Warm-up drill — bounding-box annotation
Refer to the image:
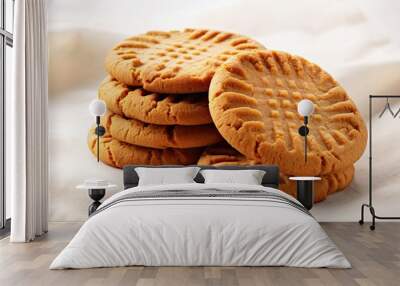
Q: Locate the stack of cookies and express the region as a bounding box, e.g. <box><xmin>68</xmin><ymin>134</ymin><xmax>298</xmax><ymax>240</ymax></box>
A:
<box><xmin>88</xmin><ymin>29</ymin><xmax>368</xmax><ymax>203</ymax></box>
<box><xmin>88</xmin><ymin>29</ymin><xmax>264</xmax><ymax>168</ymax></box>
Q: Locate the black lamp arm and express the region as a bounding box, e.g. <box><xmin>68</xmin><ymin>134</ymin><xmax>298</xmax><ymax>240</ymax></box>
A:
<box><xmin>305</xmin><ymin>116</ymin><xmax>308</xmax><ymax>163</ymax></box>
<box><xmin>298</xmin><ymin>116</ymin><xmax>309</xmax><ymax>163</ymax></box>
<box><xmin>94</xmin><ymin>116</ymin><xmax>106</xmax><ymax>162</ymax></box>
<box><xmin>95</xmin><ymin>116</ymin><xmax>106</xmax><ymax>136</ymax></box>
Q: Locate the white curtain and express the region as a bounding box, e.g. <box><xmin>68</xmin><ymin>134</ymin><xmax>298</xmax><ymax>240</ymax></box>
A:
<box><xmin>9</xmin><ymin>0</ymin><xmax>49</xmax><ymax>242</ymax></box>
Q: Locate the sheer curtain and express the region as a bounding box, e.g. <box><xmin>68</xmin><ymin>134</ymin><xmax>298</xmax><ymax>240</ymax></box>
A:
<box><xmin>8</xmin><ymin>0</ymin><xmax>48</xmax><ymax>242</ymax></box>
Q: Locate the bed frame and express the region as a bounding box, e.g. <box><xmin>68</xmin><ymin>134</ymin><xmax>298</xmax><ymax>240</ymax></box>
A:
<box><xmin>123</xmin><ymin>165</ymin><xmax>280</xmax><ymax>189</ymax></box>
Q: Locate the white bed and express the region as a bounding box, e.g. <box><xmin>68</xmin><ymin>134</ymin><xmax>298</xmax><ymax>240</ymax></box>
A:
<box><xmin>50</xmin><ymin>180</ymin><xmax>350</xmax><ymax>269</ymax></box>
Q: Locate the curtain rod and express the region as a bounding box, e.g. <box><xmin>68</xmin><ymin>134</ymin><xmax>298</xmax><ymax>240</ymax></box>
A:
<box><xmin>370</xmin><ymin>95</ymin><xmax>400</xmax><ymax>98</ymax></box>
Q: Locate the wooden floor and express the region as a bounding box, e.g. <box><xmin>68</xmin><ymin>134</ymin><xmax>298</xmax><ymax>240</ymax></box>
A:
<box><xmin>0</xmin><ymin>222</ymin><xmax>399</xmax><ymax>286</ymax></box>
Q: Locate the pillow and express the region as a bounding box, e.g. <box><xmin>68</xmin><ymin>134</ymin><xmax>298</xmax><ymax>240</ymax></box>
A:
<box><xmin>135</xmin><ymin>167</ymin><xmax>200</xmax><ymax>186</ymax></box>
<box><xmin>200</xmin><ymin>169</ymin><xmax>266</xmax><ymax>185</ymax></box>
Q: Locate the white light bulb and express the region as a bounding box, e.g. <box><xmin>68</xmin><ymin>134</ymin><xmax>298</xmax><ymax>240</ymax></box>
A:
<box><xmin>297</xmin><ymin>99</ymin><xmax>314</xmax><ymax>116</ymax></box>
<box><xmin>89</xmin><ymin>99</ymin><xmax>106</xmax><ymax>117</ymax></box>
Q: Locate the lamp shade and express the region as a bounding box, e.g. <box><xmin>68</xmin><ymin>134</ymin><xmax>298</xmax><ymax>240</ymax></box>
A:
<box><xmin>89</xmin><ymin>99</ymin><xmax>106</xmax><ymax>117</ymax></box>
<box><xmin>297</xmin><ymin>99</ymin><xmax>314</xmax><ymax>116</ymax></box>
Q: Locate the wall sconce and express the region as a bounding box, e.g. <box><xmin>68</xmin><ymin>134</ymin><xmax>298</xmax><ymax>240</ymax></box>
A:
<box><xmin>292</xmin><ymin>99</ymin><xmax>319</xmax><ymax>211</ymax></box>
<box><xmin>297</xmin><ymin>99</ymin><xmax>314</xmax><ymax>163</ymax></box>
<box><xmin>89</xmin><ymin>99</ymin><xmax>106</xmax><ymax>162</ymax></box>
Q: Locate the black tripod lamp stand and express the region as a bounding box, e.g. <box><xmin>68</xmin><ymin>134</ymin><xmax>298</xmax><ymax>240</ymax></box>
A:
<box><xmin>89</xmin><ymin>99</ymin><xmax>106</xmax><ymax>162</ymax></box>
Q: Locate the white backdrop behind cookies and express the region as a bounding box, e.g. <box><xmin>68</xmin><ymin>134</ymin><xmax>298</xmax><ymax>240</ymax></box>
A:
<box><xmin>47</xmin><ymin>0</ymin><xmax>400</xmax><ymax>222</ymax></box>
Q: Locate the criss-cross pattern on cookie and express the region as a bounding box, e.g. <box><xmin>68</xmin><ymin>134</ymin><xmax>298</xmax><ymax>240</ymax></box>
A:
<box><xmin>105</xmin><ymin>29</ymin><xmax>265</xmax><ymax>94</ymax></box>
<box><xmin>209</xmin><ymin>50</ymin><xmax>367</xmax><ymax>175</ymax></box>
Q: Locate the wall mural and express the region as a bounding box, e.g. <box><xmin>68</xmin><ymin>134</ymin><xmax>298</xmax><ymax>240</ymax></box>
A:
<box><xmin>86</xmin><ymin>29</ymin><xmax>366</xmax><ymax>204</ymax></box>
<box><xmin>48</xmin><ymin>0</ymin><xmax>400</xmax><ymax>222</ymax></box>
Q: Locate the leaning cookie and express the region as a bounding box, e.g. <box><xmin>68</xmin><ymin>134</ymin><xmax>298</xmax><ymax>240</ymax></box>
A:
<box><xmin>87</xmin><ymin>127</ymin><xmax>203</xmax><ymax>168</ymax></box>
<box><xmin>105</xmin><ymin>28</ymin><xmax>265</xmax><ymax>93</ymax></box>
<box><xmin>209</xmin><ymin>50</ymin><xmax>367</xmax><ymax>175</ymax></box>
<box><xmin>197</xmin><ymin>144</ymin><xmax>354</xmax><ymax>203</ymax></box>
<box><xmin>102</xmin><ymin>111</ymin><xmax>222</xmax><ymax>149</ymax></box>
<box><xmin>99</xmin><ymin>77</ymin><xmax>212</xmax><ymax>125</ymax></box>
<box><xmin>279</xmin><ymin>165</ymin><xmax>355</xmax><ymax>203</ymax></box>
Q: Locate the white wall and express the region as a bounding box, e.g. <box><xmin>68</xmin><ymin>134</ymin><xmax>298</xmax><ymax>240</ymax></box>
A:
<box><xmin>47</xmin><ymin>0</ymin><xmax>400</xmax><ymax>222</ymax></box>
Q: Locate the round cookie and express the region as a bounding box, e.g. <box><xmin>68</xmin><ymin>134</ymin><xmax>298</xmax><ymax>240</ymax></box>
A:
<box><xmin>209</xmin><ymin>50</ymin><xmax>367</xmax><ymax>175</ymax></box>
<box><xmin>197</xmin><ymin>144</ymin><xmax>355</xmax><ymax>203</ymax></box>
<box><xmin>105</xmin><ymin>28</ymin><xmax>265</xmax><ymax>94</ymax></box>
<box><xmin>102</xmin><ymin>111</ymin><xmax>222</xmax><ymax>149</ymax></box>
<box><xmin>279</xmin><ymin>165</ymin><xmax>355</xmax><ymax>203</ymax></box>
<box><xmin>87</xmin><ymin>127</ymin><xmax>202</xmax><ymax>168</ymax></box>
<box><xmin>197</xmin><ymin>142</ymin><xmax>259</xmax><ymax>166</ymax></box>
<box><xmin>99</xmin><ymin>77</ymin><xmax>212</xmax><ymax>125</ymax></box>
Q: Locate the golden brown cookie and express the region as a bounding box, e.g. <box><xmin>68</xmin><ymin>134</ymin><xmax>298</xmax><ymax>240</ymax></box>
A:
<box><xmin>87</xmin><ymin>127</ymin><xmax>202</xmax><ymax>168</ymax></box>
<box><xmin>99</xmin><ymin>77</ymin><xmax>212</xmax><ymax>125</ymax></box>
<box><xmin>102</xmin><ymin>111</ymin><xmax>222</xmax><ymax>149</ymax></box>
<box><xmin>209</xmin><ymin>50</ymin><xmax>367</xmax><ymax>175</ymax></box>
<box><xmin>105</xmin><ymin>29</ymin><xmax>265</xmax><ymax>93</ymax></box>
<box><xmin>280</xmin><ymin>165</ymin><xmax>355</xmax><ymax>203</ymax></box>
<box><xmin>197</xmin><ymin>142</ymin><xmax>354</xmax><ymax>203</ymax></box>
<box><xmin>197</xmin><ymin>142</ymin><xmax>260</xmax><ymax>166</ymax></box>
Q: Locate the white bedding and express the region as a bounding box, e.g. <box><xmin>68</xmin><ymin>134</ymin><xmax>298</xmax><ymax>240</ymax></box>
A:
<box><xmin>50</xmin><ymin>183</ymin><xmax>350</xmax><ymax>269</ymax></box>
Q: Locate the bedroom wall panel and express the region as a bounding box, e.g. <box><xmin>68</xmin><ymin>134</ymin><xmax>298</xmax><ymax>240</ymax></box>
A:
<box><xmin>47</xmin><ymin>0</ymin><xmax>400</xmax><ymax>222</ymax></box>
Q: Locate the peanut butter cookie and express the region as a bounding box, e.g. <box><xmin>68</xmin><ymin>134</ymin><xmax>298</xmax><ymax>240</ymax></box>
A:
<box><xmin>99</xmin><ymin>77</ymin><xmax>212</xmax><ymax>125</ymax></box>
<box><xmin>87</xmin><ymin>127</ymin><xmax>202</xmax><ymax>168</ymax></box>
<box><xmin>209</xmin><ymin>50</ymin><xmax>367</xmax><ymax>175</ymax></box>
<box><xmin>102</xmin><ymin>111</ymin><xmax>222</xmax><ymax>149</ymax></box>
<box><xmin>280</xmin><ymin>165</ymin><xmax>355</xmax><ymax>203</ymax></box>
<box><xmin>197</xmin><ymin>142</ymin><xmax>259</xmax><ymax>166</ymax></box>
<box><xmin>105</xmin><ymin>29</ymin><xmax>265</xmax><ymax>93</ymax></box>
<box><xmin>198</xmin><ymin>143</ymin><xmax>354</xmax><ymax>203</ymax></box>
